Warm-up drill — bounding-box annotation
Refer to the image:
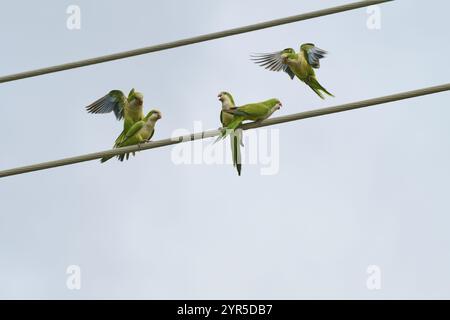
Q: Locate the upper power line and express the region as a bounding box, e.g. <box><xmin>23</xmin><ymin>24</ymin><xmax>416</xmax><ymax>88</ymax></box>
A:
<box><xmin>0</xmin><ymin>0</ymin><xmax>393</xmax><ymax>84</ymax></box>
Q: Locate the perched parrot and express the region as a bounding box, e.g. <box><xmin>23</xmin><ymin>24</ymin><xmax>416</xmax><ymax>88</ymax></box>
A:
<box><xmin>218</xmin><ymin>91</ymin><xmax>244</xmax><ymax>176</ymax></box>
<box><xmin>251</xmin><ymin>43</ymin><xmax>333</xmax><ymax>99</ymax></box>
<box><xmin>100</xmin><ymin>110</ymin><xmax>162</xmax><ymax>163</ymax></box>
<box><xmin>85</xmin><ymin>88</ymin><xmax>144</xmax><ymax>144</ymax></box>
<box><xmin>217</xmin><ymin>97</ymin><xmax>282</xmax><ymax>142</ymax></box>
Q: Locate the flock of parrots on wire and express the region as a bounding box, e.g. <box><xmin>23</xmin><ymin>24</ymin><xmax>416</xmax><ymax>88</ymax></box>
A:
<box><xmin>85</xmin><ymin>43</ymin><xmax>333</xmax><ymax>175</ymax></box>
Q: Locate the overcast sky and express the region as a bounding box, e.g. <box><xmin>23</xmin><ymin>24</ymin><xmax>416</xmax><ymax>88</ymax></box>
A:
<box><xmin>0</xmin><ymin>0</ymin><xmax>449</xmax><ymax>299</ymax></box>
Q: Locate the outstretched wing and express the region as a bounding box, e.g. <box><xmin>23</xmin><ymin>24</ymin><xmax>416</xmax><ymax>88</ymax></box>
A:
<box><xmin>300</xmin><ymin>43</ymin><xmax>327</xmax><ymax>69</ymax></box>
<box><xmin>85</xmin><ymin>90</ymin><xmax>127</xmax><ymax>120</ymax></box>
<box><xmin>250</xmin><ymin>50</ymin><xmax>295</xmax><ymax>79</ymax></box>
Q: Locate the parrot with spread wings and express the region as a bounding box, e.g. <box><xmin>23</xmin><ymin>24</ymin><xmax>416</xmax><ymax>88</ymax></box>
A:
<box><xmin>251</xmin><ymin>43</ymin><xmax>333</xmax><ymax>99</ymax></box>
<box><xmin>86</xmin><ymin>88</ymin><xmax>144</xmax><ymax>144</ymax></box>
<box><xmin>85</xmin><ymin>89</ymin><xmax>161</xmax><ymax>162</ymax></box>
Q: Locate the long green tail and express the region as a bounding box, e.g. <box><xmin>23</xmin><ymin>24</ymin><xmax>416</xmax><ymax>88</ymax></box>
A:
<box><xmin>308</xmin><ymin>77</ymin><xmax>334</xmax><ymax>99</ymax></box>
<box><xmin>230</xmin><ymin>130</ymin><xmax>242</xmax><ymax>176</ymax></box>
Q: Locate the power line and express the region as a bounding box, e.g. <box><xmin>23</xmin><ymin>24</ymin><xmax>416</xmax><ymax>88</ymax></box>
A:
<box><xmin>0</xmin><ymin>0</ymin><xmax>393</xmax><ymax>84</ymax></box>
<box><xmin>0</xmin><ymin>83</ymin><xmax>448</xmax><ymax>179</ymax></box>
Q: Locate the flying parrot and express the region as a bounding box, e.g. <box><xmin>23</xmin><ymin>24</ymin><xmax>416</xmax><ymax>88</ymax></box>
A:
<box><xmin>218</xmin><ymin>91</ymin><xmax>244</xmax><ymax>176</ymax></box>
<box><xmin>100</xmin><ymin>110</ymin><xmax>162</xmax><ymax>163</ymax></box>
<box><xmin>217</xmin><ymin>96</ymin><xmax>282</xmax><ymax>142</ymax></box>
<box><xmin>251</xmin><ymin>43</ymin><xmax>333</xmax><ymax>99</ymax></box>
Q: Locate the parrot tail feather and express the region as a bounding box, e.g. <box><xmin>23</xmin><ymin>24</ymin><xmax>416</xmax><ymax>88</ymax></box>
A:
<box><xmin>100</xmin><ymin>145</ymin><xmax>117</xmax><ymax>163</ymax></box>
<box><xmin>214</xmin><ymin>129</ymin><xmax>227</xmax><ymax>144</ymax></box>
<box><xmin>117</xmin><ymin>153</ymin><xmax>128</xmax><ymax>162</ymax></box>
<box><xmin>100</xmin><ymin>156</ymin><xmax>113</xmax><ymax>163</ymax></box>
<box><xmin>231</xmin><ymin>130</ymin><xmax>242</xmax><ymax>176</ymax></box>
<box><xmin>236</xmin><ymin>164</ymin><xmax>242</xmax><ymax>176</ymax></box>
<box><xmin>308</xmin><ymin>77</ymin><xmax>334</xmax><ymax>99</ymax></box>
<box><xmin>114</xmin><ymin>130</ymin><xmax>126</xmax><ymax>146</ymax></box>
<box><xmin>214</xmin><ymin>117</ymin><xmax>244</xmax><ymax>144</ymax></box>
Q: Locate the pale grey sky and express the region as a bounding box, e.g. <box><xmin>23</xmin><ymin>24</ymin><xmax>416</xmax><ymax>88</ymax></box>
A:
<box><xmin>0</xmin><ymin>0</ymin><xmax>449</xmax><ymax>299</ymax></box>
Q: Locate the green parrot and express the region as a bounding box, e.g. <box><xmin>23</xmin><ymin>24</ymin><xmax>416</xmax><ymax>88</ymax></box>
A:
<box><xmin>218</xmin><ymin>91</ymin><xmax>244</xmax><ymax>176</ymax></box>
<box><xmin>100</xmin><ymin>110</ymin><xmax>162</xmax><ymax>163</ymax></box>
<box><xmin>217</xmin><ymin>97</ymin><xmax>282</xmax><ymax>141</ymax></box>
<box><xmin>86</xmin><ymin>88</ymin><xmax>144</xmax><ymax>144</ymax></box>
<box><xmin>251</xmin><ymin>43</ymin><xmax>333</xmax><ymax>99</ymax></box>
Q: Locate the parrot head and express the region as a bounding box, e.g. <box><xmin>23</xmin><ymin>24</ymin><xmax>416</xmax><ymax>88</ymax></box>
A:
<box><xmin>275</xmin><ymin>99</ymin><xmax>282</xmax><ymax>110</ymax></box>
<box><xmin>282</xmin><ymin>48</ymin><xmax>295</xmax><ymax>54</ymax></box>
<box><xmin>134</xmin><ymin>92</ymin><xmax>144</xmax><ymax>104</ymax></box>
<box><xmin>267</xmin><ymin>98</ymin><xmax>282</xmax><ymax>110</ymax></box>
<box><xmin>273</xmin><ymin>99</ymin><xmax>282</xmax><ymax>110</ymax></box>
<box><xmin>145</xmin><ymin>109</ymin><xmax>162</xmax><ymax>122</ymax></box>
<box><xmin>280</xmin><ymin>48</ymin><xmax>295</xmax><ymax>61</ymax></box>
<box><xmin>128</xmin><ymin>88</ymin><xmax>144</xmax><ymax>106</ymax></box>
<box><xmin>266</xmin><ymin>99</ymin><xmax>282</xmax><ymax>118</ymax></box>
<box><xmin>218</xmin><ymin>91</ymin><xmax>235</xmax><ymax>106</ymax></box>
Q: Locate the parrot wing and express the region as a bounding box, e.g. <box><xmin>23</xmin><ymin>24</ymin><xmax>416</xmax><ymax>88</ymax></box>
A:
<box><xmin>118</xmin><ymin>120</ymin><xmax>145</xmax><ymax>146</ymax></box>
<box><xmin>215</xmin><ymin>115</ymin><xmax>245</xmax><ymax>143</ymax></box>
<box><xmin>116</xmin><ymin>121</ymin><xmax>146</xmax><ymax>162</ymax></box>
<box><xmin>300</xmin><ymin>43</ymin><xmax>327</xmax><ymax>69</ymax></box>
<box><xmin>226</xmin><ymin>103</ymin><xmax>270</xmax><ymax>119</ymax></box>
<box><xmin>114</xmin><ymin>130</ymin><xmax>127</xmax><ymax>147</ymax></box>
<box><xmin>146</xmin><ymin>128</ymin><xmax>155</xmax><ymax>142</ymax></box>
<box><xmin>220</xmin><ymin>110</ymin><xmax>226</xmax><ymax>126</ymax></box>
<box><xmin>250</xmin><ymin>50</ymin><xmax>295</xmax><ymax>79</ymax></box>
<box><xmin>86</xmin><ymin>90</ymin><xmax>127</xmax><ymax>120</ymax></box>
